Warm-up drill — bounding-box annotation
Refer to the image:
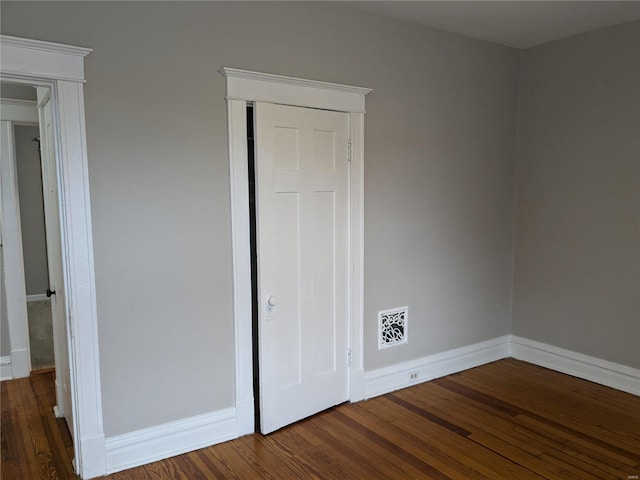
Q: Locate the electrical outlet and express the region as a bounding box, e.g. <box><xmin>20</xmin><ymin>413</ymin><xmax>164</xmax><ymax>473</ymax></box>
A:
<box><xmin>410</xmin><ymin>372</ymin><xmax>418</xmax><ymax>380</ymax></box>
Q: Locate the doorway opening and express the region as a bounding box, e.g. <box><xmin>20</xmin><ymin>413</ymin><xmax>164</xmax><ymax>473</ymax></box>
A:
<box><xmin>0</xmin><ymin>82</ymin><xmax>55</xmax><ymax>374</ymax></box>
<box><xmin>17</xmin><ymin>122</ymin><xmax>55</xmax><ymax>372</ymax></box>
<box><xmin>0</xmin><ymin>82</ymin><xmax>53</xmax><ymax>374</ymax></box>
<box><xmin>0</xmin><ymin>80</ymin><xmax>72</xmax><ymax>430</ymax></box>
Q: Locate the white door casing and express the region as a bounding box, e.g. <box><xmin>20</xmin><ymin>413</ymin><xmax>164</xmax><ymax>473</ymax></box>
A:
<box><xmin>1</xmin><ymin>35</ymin><xmax>104</xmax><ymax>478</ymax></box>
<box><xmin>255</xmin><ymin>102</ymin><xmax>350</xmax><ymax>433</ymax></box>
<box><xmin>221</xmin><ymin>67</ymin><xmax>370</xmax><ymax>435</ymax></box>
<box><xmin>37</xmin><ymin>87</ymin><xmax>73</xmax><ymax>434</ymax></box>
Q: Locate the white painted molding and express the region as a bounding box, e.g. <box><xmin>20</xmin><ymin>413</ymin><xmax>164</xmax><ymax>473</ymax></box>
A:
<box><xmin>364</xmin><ymin>335</ymin><xmax>640</xmax><ymax>401</ymax></box>
<box><xmin>349</xmin><ymin>112</ymin><xmax>365</xmax><ymax>403</ymax></box>
<box><xmin>105</xmin><ymin>408</ymin><xmax>237</xmax><ymax>475</ymax></box>
<box><xmin>235</xmin><ymin>398</ymin><xmax>255</xmax><ymax>438</ymax></box>
<box><xmin>510</xmin><ymin>335</ymin><xmax>640</xmax><ymax>396</ymax></box>
<box><xmin>0</xmin><ymin>35</ymin><xmax>92</xmax><ymax>83</ymax></box>
<box><xmin>226</xmin><ymin>99</ymin><xmax>255</xmax><ymax>436</ymax></box>
<box><xmin>0</xmin><ymin>356</ymin><xmax>12</xmax><ymax>381</ymax></box>
<box><xmin>350</xmin><ymin>369</ymin><xmax>365</xmax><ymax>402</ymax></box>
<box><xmin>220</xmin><ymin>67</ymin><xmax>371</xmax><ymax>113</ymax></box>
<box><xmin>0</xmin><ymin>99</ymin><xmax>38</xmax><ymax>123</ymax></box>
<box><xmin>9</xmin><ymin>348</ymin><xmax>30</xmax><ymax>380</ymax></box>
<box><xmin>364</xmin><ymin>336</ymin><xmax>511</xmax><ymax>399</ymax></box>
<box><xmin>1</xmin><ymin>35</ymin><xmax>104</xmax><ymax>479</ymax></box>
<box><xmin>27</xmin><ymin>293</ymin><xmax>50</xmax><ymax>302</ymax></box>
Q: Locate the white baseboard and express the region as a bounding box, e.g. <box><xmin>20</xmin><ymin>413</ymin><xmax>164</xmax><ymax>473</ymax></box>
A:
<box><xmin>9</xmin><ymin>348</ymin><xmax>30</xmax><ymax>378</ymax></box>
<box><xmin>105</xmin><ymin>407</ymin><xmax>237</xmax><ymax>475</ymax></box>
<box><xmin>364</xmin><ymin>335</ymin><xmax>511</xmax><ymax>399</ymax></box>
<box><xmin>27</xmin><ymin>293</ymin><xmax>49</xmax><ymax>302</ymax></box>
<box><xmin>1</xmin><ymin>356</ymin><xmax>12</xmax><ymax>381</ymax></box>
<box><xmin>350</xmin><ymin>368</ymin><xmax>365</xmax><ymax>402</ymax></box>
<box><xmin>79</xmin><ymin>433</ymin><xmax>107</xmax><ymax>479</ymax></box>
<box><xmin>510</xmin><ymin>335</ymin><xmax>640</xmax><ymax>396</ymax></box>
<box><xmin>235</xmin><ymin>397</ymin><xmax>255</xmax><ymax>437</ymax></box>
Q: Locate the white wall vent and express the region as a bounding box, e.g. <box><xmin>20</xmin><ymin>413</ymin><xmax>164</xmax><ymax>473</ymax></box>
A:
<box><xmin>378</xmin><ymin>306</ymin><xmax>408</xmax><ymax>350</ymax></box>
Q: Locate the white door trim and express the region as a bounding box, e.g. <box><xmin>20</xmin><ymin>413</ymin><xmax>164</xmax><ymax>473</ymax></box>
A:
<box><xmin>220</xmin><ymin>67</ymin><xmax>370</xmax><ymax>434</ymax></box>
<box><xmin>1</xmin><ymin>35</ymin><xmax>105</xmax><ymax>479</ymax></box>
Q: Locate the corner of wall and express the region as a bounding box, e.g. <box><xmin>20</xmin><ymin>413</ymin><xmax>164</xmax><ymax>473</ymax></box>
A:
<box><xmin>509</xmin><ymin>48</ymin><xmax>525</xmax><ymax>338</ymax></box>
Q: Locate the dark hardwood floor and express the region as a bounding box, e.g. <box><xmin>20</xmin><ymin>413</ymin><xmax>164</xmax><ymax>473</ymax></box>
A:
<box><xmin>2</xmin><ymin>358</ymin><xmax>639</xmax><ymax>479</ymax></box>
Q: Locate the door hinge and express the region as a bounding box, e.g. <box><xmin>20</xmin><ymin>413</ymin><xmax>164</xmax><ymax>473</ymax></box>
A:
<box><xmin>347</xmin><ymin>348</ymin><xmax>352</xmax><ymax>368</ymax></box>
<box><xmin>347</xmin><ymin>139</ymin><xmax>352</xmax><ymax>162</ymax></box>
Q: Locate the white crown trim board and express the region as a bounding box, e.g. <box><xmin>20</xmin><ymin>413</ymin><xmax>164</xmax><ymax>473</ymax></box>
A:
<box><xmin>105</xmin><ymin>407</ymin><xmax>237</xmax><ymax>475</ymax></box>
<box><xmin>510</xmin><ymin>335</ymin><xmax>640</xmax><ymax>396</ymax></box>
<box><xmin>220</xmin><ymin>67</ymin><xmax>371</xmax><ymax>113</ymax></box>
<box><xmin>0</xmin><ymin>35</ymin><xmax>92</xmax><ymax>83</ymax></box>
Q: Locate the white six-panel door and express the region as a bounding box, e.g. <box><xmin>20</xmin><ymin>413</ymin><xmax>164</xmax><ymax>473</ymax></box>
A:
<box><xmin>255</xmin><ymin>102</ymin><xmax>350</xmax><ymax>434</ymax></box>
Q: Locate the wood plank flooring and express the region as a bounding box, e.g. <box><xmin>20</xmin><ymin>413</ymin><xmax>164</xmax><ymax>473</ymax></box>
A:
<box><xmin>2</xmin><ymin>358</ymin><xmax>639</xmax><ymax>479</ymax></box>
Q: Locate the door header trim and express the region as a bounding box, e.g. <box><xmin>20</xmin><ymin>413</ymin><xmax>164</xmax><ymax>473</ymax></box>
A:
<box><xmin>220</xmin><ymin>67</ymin><xmax>371</xmax><ymax>113</ymax></box>
<box><xmin>1</xmin><ymin>35</ymin><xmax>92</xmax><ymax>83</ymax></box>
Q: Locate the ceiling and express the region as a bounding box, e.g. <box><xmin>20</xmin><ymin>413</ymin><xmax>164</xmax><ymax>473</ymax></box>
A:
<box><xmin>343</xmin><ymin>1</ymin><xmax>640</xmax><ymax>49</ymax></box>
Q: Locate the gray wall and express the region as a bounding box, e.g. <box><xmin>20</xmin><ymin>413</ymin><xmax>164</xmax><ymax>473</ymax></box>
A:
<box><xmin>1</xmin><ymin>2</ymin><xmax>519</xmax><ymax>436</ymax></box>
<box><xmin>513</xmin><ymin>21</ymin><xmax>640</xmax><ymax>368</ymax></box>
<box><xmin>15</xmin><ymin>125</ymin><xmax>49</xmax><ymax>296</ymax></box>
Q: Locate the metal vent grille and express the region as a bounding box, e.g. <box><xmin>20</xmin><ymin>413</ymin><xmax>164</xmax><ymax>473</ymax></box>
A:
<box><xmin>378</xmin><ymin>306</ymin><xmax>408</xmax><ymax>349</ymax></box>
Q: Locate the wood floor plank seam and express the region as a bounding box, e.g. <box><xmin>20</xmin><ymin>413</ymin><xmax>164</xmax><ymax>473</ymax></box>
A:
<box><xmin>404</xmin><ymin>379</ymin><xmax>638</xmax><ymax>475</ymax></box>
<box><xmin>385</xmin><ymin>394</ymin><xmax>473</xmax><ymax>437</ymax></box>
<box><xmin>331</xmin><ymin>408</ymin><xmax>454</xmax><ymax>480</ymax></box>
<box><xmin>303</xmin><ymin>409</ymin><xmax>423</xmax><ymax>479</ymax></box>
<box><xmin>434</xmin><ymin>374</ymin><xmax>640</xmax><ymax>462</ymax></box>
<box><xmin>350</xmin><ymin>401</ymin><xmax>495</xmax><ymax>479</ymax></box>
<box><xmin>393</xmin><ymin>385</ymin><xmax>627</xmax><ymax>479</ymax></box>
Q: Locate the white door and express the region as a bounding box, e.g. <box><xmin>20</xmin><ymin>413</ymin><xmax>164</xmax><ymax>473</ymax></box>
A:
<box><xmin>255</xmin><ymin>102</ymin><xmax>350</xmax><ymax>434</ymax></box>
<box><xmin>37</xmin><ymin>88</ymin><xmax>73</xmax><ymax>438</ymax></box>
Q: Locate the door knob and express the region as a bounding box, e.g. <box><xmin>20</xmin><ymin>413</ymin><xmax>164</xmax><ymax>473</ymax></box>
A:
<box><xmin>268</xmin><ymin>296</ymin><xmax>278</xmax><ymax>307</ymax></box>
<box><xmin>46</xmin><ymin>288</ymin><xmax>56</xmax><ymax>297</ymax></box>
